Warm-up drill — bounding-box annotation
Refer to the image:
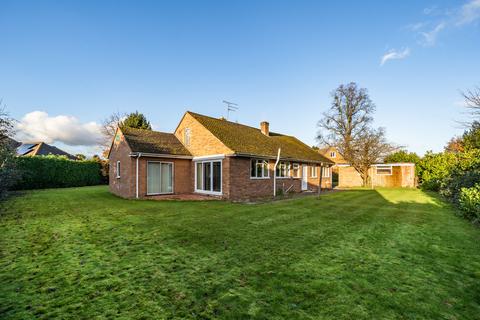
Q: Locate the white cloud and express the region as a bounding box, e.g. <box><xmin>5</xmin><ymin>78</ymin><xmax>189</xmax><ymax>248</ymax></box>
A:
<box><xmin>15</xmin><ymin>111</ymin><xmax>102</xmax><ymax>146</ymax></box>
<box><xmin>380</xmin><ymin>48</ymin><xmax>411</xmax><ymax>66</ymax></box>
<box><xmin>419</xmin><ymin>21</ymin><xmax>446</xmax><ymax>46</ymax></box>
<box><xmin>456</xmin><ymin>0</ymin><xmax>480</xmax><ymax>25</ymax></box>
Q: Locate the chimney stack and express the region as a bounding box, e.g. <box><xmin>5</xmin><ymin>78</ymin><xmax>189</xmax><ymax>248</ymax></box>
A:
<box><xmin>260</xmin><ymin>121</ymin><xmax>269</xmax><ymax>136</ymax></box>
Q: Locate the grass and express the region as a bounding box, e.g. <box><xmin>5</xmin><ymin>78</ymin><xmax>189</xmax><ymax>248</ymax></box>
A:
<box><xmin>1</xmin><ymin>186</ymin><xmax>479</xmax><ymax>319</ymax></box>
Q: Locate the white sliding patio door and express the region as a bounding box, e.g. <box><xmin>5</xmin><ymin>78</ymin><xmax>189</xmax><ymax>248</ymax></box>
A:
<box><xmin>147</xmin><ymin>162</ymin><xmax>173</xmax><ymax>195</ymax></box>
<box><xmin>195</xmin><ymin>160</ymin><xmax>222</xmax><ymax>195</ymax></box>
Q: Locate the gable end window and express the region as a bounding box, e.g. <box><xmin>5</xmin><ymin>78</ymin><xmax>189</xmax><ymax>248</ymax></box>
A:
<box><xmin>116</xmin><ymin>161</ymin><xmax>121</xmax><ymax>178</ymax></box>
<box><xmin>330</xmin><ymin>151</ymin><xmax>336</xmax><ymax>158</ymax></box>
<box><xmin>184</xmin><ymin>128</ymin><xmax>191</xmax><ymax>147</ymax></box>
<box><xmin>250</xmin><ymin>159</ymin><xmax>269</xmax><ymax>178</ymax></box>
<box><xmin>376</xmin><ymin>165</ymin><xmax>392</xmax><ymax>175</ymax></box>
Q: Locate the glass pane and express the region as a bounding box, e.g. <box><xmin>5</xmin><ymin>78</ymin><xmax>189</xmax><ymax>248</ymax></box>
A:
<box><xmin>160</xmin><ymin>163</ymin><xmax>173</xmax><ymax>193</ymax></box>
<box><xmin>213</xmin><ymin>161</ymin><xmax>221</xmax><ymax>192</ymax></box>
<box><xmin>196</xmin><ymin>163</ymin><xmax>203</xmax><ymax>190</ymax></box>
<box><xmin>251</xmin><ymin>160</ymin><xmax>256</xmax><ymax>177</ymax></box>
<box><xmin>147</xmin><ymin>162</ymin><xmax>161</xmax><ymax>194</ymax></box>
<box><xmin>204</xmin><ymin>162</ymin><xmax>211</xmax><ymax>191</ymax></box>
<box><xmin>263</xmin><ymin>160</ymin><xmax>269</xmax><ymax>177</ymax></box>
<box><xmin>256</xmin><ymin>161</ymin><xmax>262</xmax><ymax>177</ymax></box>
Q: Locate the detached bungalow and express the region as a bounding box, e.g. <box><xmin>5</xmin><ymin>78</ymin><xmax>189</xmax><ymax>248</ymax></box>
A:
<box><xmin>108</xmin><ymin>111</ymin><xmax>334</xmax><ymax>201</ymax></box>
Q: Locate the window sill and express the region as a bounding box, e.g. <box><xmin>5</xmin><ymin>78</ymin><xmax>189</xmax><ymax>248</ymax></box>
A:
<box><xmin>195</xmin><ymin>190</ymin><xmax>222</xmax><ymax>196</ymax></box>
<box><xmin>250</xmin><ymin>177</ymin><xmax>270</xmax><ymax>180</ymax></box>
<box><xmin>146</xmin><ymin>192</ymin><xmax>174</xmax><ymax>196</ymax></box>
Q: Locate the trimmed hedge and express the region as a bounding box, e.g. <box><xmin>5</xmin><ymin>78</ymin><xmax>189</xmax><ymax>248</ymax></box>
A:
<box><xmin>13</xmin><ymin>156</ymin><xmax>103</xmax><ymax>190</ymax></box>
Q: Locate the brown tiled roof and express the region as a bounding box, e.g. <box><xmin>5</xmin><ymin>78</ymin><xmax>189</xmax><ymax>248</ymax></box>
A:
<box><xmin>188</xmin><ymin>112</ymin><xmax>333</xmax><ymax>164</ymax></box>
<box><xmin>122</xmin><ymin>127</ymin><xmax>191</xmax><ymax>156</ymax></box>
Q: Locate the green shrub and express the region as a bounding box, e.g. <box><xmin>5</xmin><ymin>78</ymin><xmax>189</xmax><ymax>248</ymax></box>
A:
<box><xmin>13</xmin><ymin>155</ymin><xmax>103</xmax><ymax>190</ymax></box>
<box><xmin>417</xmin><ymin>151</ymin><xmax>458</xmax><ymax>191</ymax></box>
<box><xmin>459</xmin><ymin>184</ymin><xmax>480</xmax><ymax>223</ymax></box>
<box><xmin>439</xmin><ymin>150</ymin><xmax>480</xmax><ymax>202</ymax></box>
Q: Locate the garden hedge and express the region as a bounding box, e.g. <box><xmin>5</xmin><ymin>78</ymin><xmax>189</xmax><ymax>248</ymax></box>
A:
<box><xmin>13</xmin><ymin>156</ymin><xmax>103</xmax><ymax>190</ymax></box>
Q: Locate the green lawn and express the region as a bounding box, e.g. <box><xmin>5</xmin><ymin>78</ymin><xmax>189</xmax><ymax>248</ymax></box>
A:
<box><xmin>1</xmin><ymin>187</ymin><xmax>479</xmax><ymax>319</ymax></box>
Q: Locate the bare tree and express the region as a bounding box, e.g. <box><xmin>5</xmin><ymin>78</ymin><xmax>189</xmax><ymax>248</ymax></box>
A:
<box><xmin>0</xmin><ymin>100</ymin><xmax>15</xmax><ymax>145</ymax></box>
<box><xmin>317</xmin><ymin>83</ymin><xmax>397</xmax><ymax>185</ymax></box>
<box><xmin>317</xmin><ymin>82</ymin><xmax>375</xmax><ymax>161</ymax></box>
<box><xmin>351</xmin><ymin>128</ymin><xmax>398</xmax><ymax>185</ymax></box>
<box><xmin>462</xmin><ymin>86</ymin><xmax>480</xmax><ymax>118</ymax></box>
<box><xmin>101</xmin><ymin>111</ymin><xmax>125</xmax><ymax>150</ymax></box>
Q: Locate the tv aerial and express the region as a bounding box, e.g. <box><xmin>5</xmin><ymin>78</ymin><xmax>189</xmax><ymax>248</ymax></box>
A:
<box><xmin>223</xmin><ymin>100</ymin><xmax>238</xmax><ymax>120</ymax></box>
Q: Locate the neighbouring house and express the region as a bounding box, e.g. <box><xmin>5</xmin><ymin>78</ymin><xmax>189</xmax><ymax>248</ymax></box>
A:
<box><xmin>16</xmin><ymin>142</ymin><xmax>76</xmax><ymax>160</ymax></box>
<box><xmin>108</xmin><ymin>111</ymin><xmax>334</xmax><ymax>201</ymax></box>
<box><xmin>319</xmin><ymin>146</ymin><xmax>416</xmax><ymax>188</ymax></box>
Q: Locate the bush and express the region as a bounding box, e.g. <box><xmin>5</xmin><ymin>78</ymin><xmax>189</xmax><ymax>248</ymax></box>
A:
<box><xmin>13</xmin><ymin>155</ymin><xmax>103</xmax><ymax>190</ymax></box>
<box><xmin>417</xmin><ymin>151</ymin><xmax>458</xmax><ymax>191</ymax></box>
<box><xmin>439</xmin><ymin>150</ymin><xmax>480</xmax><ymax>202</ymax></box>
<box><xmin>0</xmin><ymin>145</ymin><xmax>20</xmax><ymax>198</ymax></box>
<box><xmin>459</xmin><ymin>184</ymin><xmax>480</xmax><ymax>223</ymax></box>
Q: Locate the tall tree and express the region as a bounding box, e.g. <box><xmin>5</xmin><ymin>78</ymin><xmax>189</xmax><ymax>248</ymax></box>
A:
<box><xmin>121</xmin><ymin>111</ymin><xmax>152</xmax><ymax>130</ymax></box>
<box><xmin>101</xmin><ymin>111</ymin><xmax>153</xmax><ymax>155</ymax></box>
<box><xmin>462</xmin><ymin>86</ymin><xmax>480</xmax><ymax>120</ymax></box>
<box><xmin>0</xmin><ymin>103</ymin><xmax>19</xmax><ymax>197</ymax></box>
<box><xmin>351</xmin><ymin>128</ymin><xmax>397</xmax><ymax>185</ymax></box>
<box><xmin>444</xmin><ymin>136</ymin><xmax>465</xmax><ymax>153</ymax></box>
<box><xmin>0</xmin><ymin>102</ymin><xmax>14</xmax><ymax>144</ymax></box>
<box><xmin>101</xmin><ymin>111</ymin><xmax>125</xmax><ymax>150</ymax></box>
<box><xmin>317</xmin><ymin>82</ymin><xmax>395</xmax><ymax>185</ymax></box>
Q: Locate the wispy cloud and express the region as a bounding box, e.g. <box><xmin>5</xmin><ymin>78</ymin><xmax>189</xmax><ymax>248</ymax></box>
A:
<box><xmin>380</xmin><ymin>48</ymin><xmax>410</xmax><ymax>66</ymax></box>
<box><xmin>456</xmin><ymin>0</ymin><xmax>480</xmax><ymax>25</ymax></box>
<box><xmin>419</xmin><ymin>21</ymin><xmax>446</xmax><ymax>46</ymax></box>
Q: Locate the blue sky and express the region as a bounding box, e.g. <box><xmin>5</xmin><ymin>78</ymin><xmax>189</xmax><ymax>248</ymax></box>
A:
<box><xmin>1</xmin><ymin>0</ymin><xmax>479</xmax><ymax>156</ymax></box>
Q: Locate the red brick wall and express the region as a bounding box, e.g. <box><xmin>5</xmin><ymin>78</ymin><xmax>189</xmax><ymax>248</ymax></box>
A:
<box><xmin>109</xmin><ymin>129</ymin><xmax>135</xmax><ymax>198</ymax></box>
<box><xmin>174</xmin><ymin>113</ymin><xmax>233</xmax><ymax>156</ymax></box>
<box><xmin>225</xmin><ymin>157</ymin><xmax>330</xmax><ymax>201</ymax></box>
<box><xmin>338</xmin><ymin>165</ymin><xmax>416</xmax><ymax>188</ymax></box>
<box><xmin>137</xmin><ymin>157</ymin><xmax>193</xmax><ymax>198</ymax></box>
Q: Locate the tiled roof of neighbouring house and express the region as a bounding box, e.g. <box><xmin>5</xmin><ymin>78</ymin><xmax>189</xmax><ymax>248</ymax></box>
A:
<box><xmin>17</xmin><ymin>142</ymin><xmax>76</xmax><ymax>160</ymax></box>
<box><xmin>122</xmin><ymin>127</ymin><xmax>192</xmax><ymax>156</ymax></box>
<box><xmin>188</xmin><ymin>112</ymin><xmax>333</xmax><ymax>164</ymax></box>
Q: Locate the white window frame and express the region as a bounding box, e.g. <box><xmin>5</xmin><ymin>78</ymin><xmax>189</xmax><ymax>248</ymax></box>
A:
<box><xmin>250</xmin><ymin>159</ymin><xmax>270</xmax><ymax>179</ymax></box>
<box><xmin>322</xmin><ymin>167</ymin><xmax>330</xmax><ymax>178</ymax></box>
<box><xmin>275</xmin><ymin>161</ymin><xmax>290</xmax><ymax>178</ymax></box>
<box><xmin>330</xmin><ymin>151</ymin><xmax>336</xmax><ymax>158</ymax></box>
<box><xmin>310</xmin><ymin>165</ymin><xmax>318</xmax><ymax>178</ymax></box>
<box><xmin>184</xmin><ymin>128</ymin><xmax>191</xmax><ymax>147</ymax></box>
<box><xmin>375</xmin><ymin>165</ymin><xmax>393</xmax><ymax>176</ymax></box>
<box><xmin>194</xmin><ymin>160</ymin><xmax>222</xmax><ymax>195</ymax></box>
<box><xmin>116</xmin><ymin>161</ymin><xmax>121</xmax><ymax>178</ymax></box>
<box><xmin>146</xmin><ymin>161</ymin><xmax>174</xmax><ymax>195</ymax></box>
<box><xmin>292</xmin><ymin>163</ymin><xmax>300</xmax><ymax>178</ymax></box>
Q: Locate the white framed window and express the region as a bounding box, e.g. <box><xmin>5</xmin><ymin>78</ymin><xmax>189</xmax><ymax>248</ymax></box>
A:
<box><xmin>147</xmin><ymin>161</ymin><xmax>174</xmax><ymax>195</ymax></box>
<box><xmin>376</xmin><ymin>165</ymin><xmax>392</xmax><ymax>175</ymax></box>
<box><xmin>116</xmin><ymin>161</ymin><xmax>121</xmax><ymax>178</ymax></box>
<box><xmin>275</xmin><ymin>161</ymin><xmax>290</xmax><ymax>178</ymax></box>
<box><xmin>250</xmin><ymin>159</ymin><xmax>269</xmax><ymax>179</ymax></box>
<box><xmin>292</xmin><ymin>163</ymin><xmax>300</xmax><ymax>178</ymax></box>
<box><xmin>184</xmin><ymin>128</ymin><xmax>191</xmax><ymax>147</ymax></box>
<box><xmin>322</xmin><ymin>167</ymin><xmax>330</xmax><ymax>178</ymax></box>
<box><xmin>195</xmin><ymin>160</ymin><xmax>222</xmax><ymax>195</ymax></box>
<box><xmin>310</xmin><ymin>165</ymin><xmax>318</xmax><ymax>178</ymax></box>
<box><xmin>330</xmin><ymin>151</ymin><xmax>336</xmax><ymax>158</ymax></box>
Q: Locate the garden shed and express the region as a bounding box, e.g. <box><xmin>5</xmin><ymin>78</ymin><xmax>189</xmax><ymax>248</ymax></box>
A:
<box><xmin>337</xmin><ymin>163</ymin><xmax>416</xmax><ymax>188</ymax></box>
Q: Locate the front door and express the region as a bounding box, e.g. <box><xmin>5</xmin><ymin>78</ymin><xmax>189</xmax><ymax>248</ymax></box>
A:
<box><xmin>302</xmin><ymin>165</ymin><xmax>308</xmax><ymax>191</ymax></box>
